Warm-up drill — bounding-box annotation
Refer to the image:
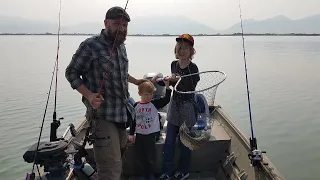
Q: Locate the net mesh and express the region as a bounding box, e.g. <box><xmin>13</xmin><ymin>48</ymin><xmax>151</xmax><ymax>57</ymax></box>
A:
<box><xmin>174</xmin><ymin>70</ymin><xmax>226</xmax><ymax>106</ymax></box>
<box><xmin>175</xmin><ymin>70</ymin><xmax>227</xmax><ymax>150</ymax></box>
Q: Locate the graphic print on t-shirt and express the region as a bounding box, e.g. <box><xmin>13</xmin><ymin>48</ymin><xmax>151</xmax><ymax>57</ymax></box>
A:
<box><xmin>134</xmin><ymin>102</ymin><xmax>160</xmax><ymax>134</ymax></box>
<box><xmin>136</xmin><ymin>107</ymin><xmax>152</xmax><ymax>129</ymax></box>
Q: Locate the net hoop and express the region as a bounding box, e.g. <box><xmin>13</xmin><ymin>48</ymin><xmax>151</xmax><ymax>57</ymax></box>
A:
<box><xmin>173</xmin><ymin>70</ymin><xmax>227</xmax><ymax>94</ymax></box>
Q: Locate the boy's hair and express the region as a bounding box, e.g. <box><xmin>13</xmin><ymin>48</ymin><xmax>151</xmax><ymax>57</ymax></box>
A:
<box><xmin>138</xmin><ymin>80</ymin><xmax>156</xmax><ymax>93</ymax></box>
<box><xmin>174</xmin><ymin>41</ymin><xmax>196</xmax><ymax>60</ymax></box>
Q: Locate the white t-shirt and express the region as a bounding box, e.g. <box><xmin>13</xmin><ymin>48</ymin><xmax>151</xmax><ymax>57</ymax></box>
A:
<box><xmin>129</xmin><ymin>89</ymin><xmax>172</xmax><ymax>136</ymax></box>
<box><xmin>133</xmin><ymin>102</ymin><xmax>160</xmax><ymax>135</ymax></box>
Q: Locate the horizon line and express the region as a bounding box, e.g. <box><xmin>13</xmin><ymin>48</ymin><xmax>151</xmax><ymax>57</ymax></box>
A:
<box><xmin>0</xmin><ymin>32</ymin><xmax>319</xmax><ymax>36</ymax></box>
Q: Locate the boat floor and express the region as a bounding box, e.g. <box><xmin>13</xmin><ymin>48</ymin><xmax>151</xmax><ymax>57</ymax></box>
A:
<box><xmin>124</xmin><ymin>172</ymin><xmax>217</xmax><ymax>180</ymax></box>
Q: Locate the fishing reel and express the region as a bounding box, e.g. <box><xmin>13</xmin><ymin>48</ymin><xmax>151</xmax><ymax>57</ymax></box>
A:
<box><xmin>248</xmin><ymin>137</ymin><xmax>268</xmax><ymax>167</ymax></box>
<box><xmin>50</xmin><ymin>114</ymin><xmax>64</xmax><ymax>142</ymax></box>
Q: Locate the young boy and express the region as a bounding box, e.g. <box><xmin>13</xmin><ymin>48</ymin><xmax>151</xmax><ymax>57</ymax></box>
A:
<box><xmin>128</xmin><ymin>79</ymin><xmax>171</xmax><ymax>180</ymax></box>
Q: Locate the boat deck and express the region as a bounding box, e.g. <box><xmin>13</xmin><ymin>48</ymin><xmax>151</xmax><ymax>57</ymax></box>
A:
<box><xmin>78</xmin><ymin>119</ymin><xmax>232</xmax><ymax>179</ymax></box>
<box><xmin>68</xmin><ymin>106</ymin><xmax>284</xmax><ymax>180</ymax></box>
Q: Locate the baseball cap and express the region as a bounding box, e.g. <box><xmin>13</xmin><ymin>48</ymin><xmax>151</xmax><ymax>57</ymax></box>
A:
<box><xmin>105</xmin><ymin>6</ymin><xmax>131</xmax><ymax>22</ymax></box>
<box><xmin>176</xmin><ymin>33</ymin><xmax>194</xmax><ymax>46</ymax></box>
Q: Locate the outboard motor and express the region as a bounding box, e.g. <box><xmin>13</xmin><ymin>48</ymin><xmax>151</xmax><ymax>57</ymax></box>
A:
<box><xmin>23</xmin><ymin>140</ymin><xmax>69</xmax><ymax>179</ymax></box>
<box><xmin>23</xmin><ymin>123</ymin><xmax>78</xmax><ymax>179</ymax></box>
<box><xmin>143</xmin><ymin>72</ymin><xmax>166</xmax><ymax>99</ymax></box>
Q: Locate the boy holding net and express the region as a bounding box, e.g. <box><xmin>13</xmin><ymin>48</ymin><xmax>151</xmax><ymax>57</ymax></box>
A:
<box><xmin>159</xmin><ymin>34</ymin><xmax>200</xmax><ymax>180</ymax></box>
<box><xmin>128</xmin><ymin>79</ymin><xmax>172</xmax><ymax>180</ymax></box>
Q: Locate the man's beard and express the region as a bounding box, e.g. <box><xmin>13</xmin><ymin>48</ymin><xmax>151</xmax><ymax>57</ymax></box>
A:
<box><xmin>107</xmin><ymin>28</ymin><xmax>127</xmax><ymax>45</ymax></box>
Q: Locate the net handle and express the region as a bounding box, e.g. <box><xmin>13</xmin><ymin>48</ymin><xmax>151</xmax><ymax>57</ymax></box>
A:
<box><xmin>174</xmin><ymin>70</ymin><xmax>227</xmax><ymax>94</ymax></box>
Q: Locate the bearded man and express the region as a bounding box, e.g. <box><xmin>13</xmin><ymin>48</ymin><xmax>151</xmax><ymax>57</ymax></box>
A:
<box><xmin>65</xmin><ymin>6</ymin><xmax>143</xmax><ymax>180</ymax></box>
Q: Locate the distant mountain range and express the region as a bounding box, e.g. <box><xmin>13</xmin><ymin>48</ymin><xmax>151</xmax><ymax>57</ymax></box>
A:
<box><xmin>223</xmin><ymin>14</ymin><xmax>320</xmax><ymax>34</ymax></box>
<box><xmin>0</xmin><ymin>14</ymin><xmax>319</xmax><ymax>34</ymax></box>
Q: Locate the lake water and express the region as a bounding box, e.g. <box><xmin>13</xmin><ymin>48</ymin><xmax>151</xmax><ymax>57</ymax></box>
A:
<box><xmin>0</xmin><ymin>35</ymin><xmax>319</xmax><ymax>180</ymax></box>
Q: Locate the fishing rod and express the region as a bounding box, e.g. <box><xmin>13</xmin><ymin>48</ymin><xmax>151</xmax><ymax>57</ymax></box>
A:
<box><xmin>51</xmin><ymin>0</ymin><xmax>64</xmax><ymax>142</ymax></box>
<box><xmin>237</xmin><ymin>0</ymin><xmax>266</xmax><ymax>167</ymax></box>
<box><xmin>85</xmin><ymin>0</ymin><xmax>130</xmax><ymax>135</ymax></box>
<box><xmin>25</xmin><ymin>0</ymin><xmax>133</xmax><ymax>179</ymax></box>
<box><xmin>83</xmin><ymin>0</ymin><xmax>131</xmax><ymax>152</ymax></box>
<box><xmin>97</xmin><ymin>0</ymin><xmax>130</xmax><ymax>96</ymax></box>
<box><xmin>28</xmin><ymin>0</ymin><xmax>63</xmax><ymax>179</ymax></box>
<box><xmin>66</xmin><ymin>1</ymin><xmax>133</xmax><ymax>179</ymax></box>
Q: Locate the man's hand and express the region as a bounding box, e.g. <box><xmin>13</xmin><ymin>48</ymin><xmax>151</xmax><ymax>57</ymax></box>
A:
<box><xmin>135</xmin><ymin>79</ymin><xmax>145</xmax><ymax>85</ymax></box>
<box><xmin>128</xmin><ymin>74</ymin><xmax>144</xmax><ymax>85</ymax></box>
<box><xmin>87</xmin><ymin>93</ymin><xmax>104</xmax><ymax>109</ymax></box>
<box><xmin>76</xmin><ymin>84</ymin><xmax>104</xmax><ymax>109</ymax></box>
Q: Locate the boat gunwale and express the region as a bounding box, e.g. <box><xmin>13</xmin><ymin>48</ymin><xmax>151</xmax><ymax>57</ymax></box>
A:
<box><xmin>213</xmin><ymin>104</ymin><xmax>285</xmax><ymax>180</ymax></box>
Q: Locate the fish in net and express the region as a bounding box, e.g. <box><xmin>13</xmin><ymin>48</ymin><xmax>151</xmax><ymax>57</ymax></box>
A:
<box><xmin>172</xmin><ymin>70</ymin><xmax>227</xmax><ymax>150</ymax></box>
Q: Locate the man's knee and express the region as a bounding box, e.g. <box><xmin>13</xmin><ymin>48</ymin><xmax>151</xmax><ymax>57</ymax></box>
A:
<box><xmin>93</xmin><ymin>138</ymin><xmax>123</xmax><ymax>180</ymax></box>
<box><xmin>92</xmin><ymin>121</ymin><xmax>123</xmax><ymax>167</ymax></box>
<box><xmin>96</xmin><ymin>161</ymin><xmax>122</xmax><ymax>180</ymax></box>
<box><xmin>93</xmin><ymin>140</ymin><xmax>122</xmax><ymax>165</ymax></box>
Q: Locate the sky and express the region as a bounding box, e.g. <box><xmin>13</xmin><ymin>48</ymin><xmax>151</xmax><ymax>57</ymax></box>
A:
<box><xmin>1</xmin><ymin>0</ymin><xmax>319</xmax><ymax>30</ymax></box>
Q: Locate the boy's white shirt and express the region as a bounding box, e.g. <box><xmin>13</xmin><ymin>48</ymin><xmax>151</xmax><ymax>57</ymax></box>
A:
<box><xmin>134</xmin><ymin>101</ymin><xmax>160</xmax><ymax>135</ymax></box>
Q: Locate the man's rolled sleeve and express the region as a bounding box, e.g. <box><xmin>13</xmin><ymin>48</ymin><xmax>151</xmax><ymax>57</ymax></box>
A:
<box><xmin>65</xmin><ymin>40</ymin><xmax>92</xmax><ymax>89</ymax></box>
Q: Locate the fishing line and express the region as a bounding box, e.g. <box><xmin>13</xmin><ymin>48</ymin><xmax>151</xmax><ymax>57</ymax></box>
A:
<box><xmin>30</xmin><ymin>44</ymin><xmax>57</xmax><ymax>178</ymax></box>
<box><xmin>29</xmin><ymin>0</ymin><xmax>62</xmax><ymax>177</ymax></box>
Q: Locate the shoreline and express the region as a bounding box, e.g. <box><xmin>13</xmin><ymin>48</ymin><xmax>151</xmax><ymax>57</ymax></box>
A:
<box><xmin>0</xmin><ymin>33</ymin><xmax>319</xmax><ymax>36</ymax></box>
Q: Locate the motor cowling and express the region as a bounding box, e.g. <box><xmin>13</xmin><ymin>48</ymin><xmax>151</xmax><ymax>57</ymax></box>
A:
<box><xmin>23</xmin><ymin>140</ymin><xmax>69</xmax><ymax>174</ymax></box>
<box><xmin>143</xmin><ymin>72</ymin><xmax>166</xmax><ymax>99</ymax></box>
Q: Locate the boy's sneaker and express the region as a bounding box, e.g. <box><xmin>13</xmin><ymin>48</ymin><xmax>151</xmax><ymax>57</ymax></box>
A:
<box><xmin>158</xmin><ymin>173</ymin><xmax>170</xmax><ymax>180</ymax></box>
<box><xmin>171</xmin><ymin>172</ymin><xmax>189</xmax><ymax>180</ymax></box>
